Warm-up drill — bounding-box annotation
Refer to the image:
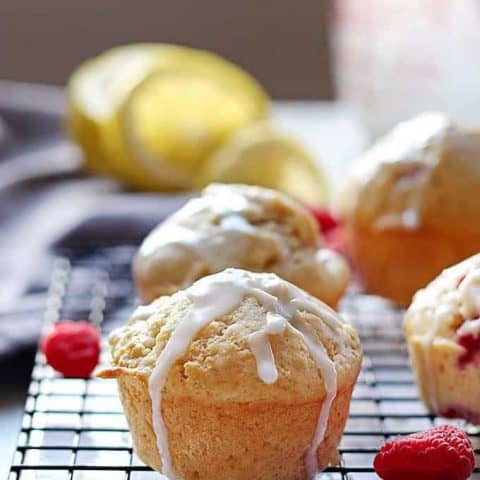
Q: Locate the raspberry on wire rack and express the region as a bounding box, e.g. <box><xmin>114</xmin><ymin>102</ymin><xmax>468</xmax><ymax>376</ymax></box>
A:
<box><xmin>41</xmin><ymin>320</ymin><xmax>101</xmax><ymax>378</ymax></box>
<box><xmin>374</xmin><ymin>424</ymin><xmax>475</xmax><ymax>480</ymax></box>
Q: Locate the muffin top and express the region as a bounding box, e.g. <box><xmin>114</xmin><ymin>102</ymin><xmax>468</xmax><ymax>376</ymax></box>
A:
<box><xmin>405</xmin><ymin>253</ymin><xmax>480</xmax><ymax>343</ymax></box>
<box><xmin>341</xmin><ymin>113</ymin><xmax>480</xmax><ymax>233</ymax></box>
<box><xmin>133</xmin><ymin>183</ymin><xmax>349</xmax><ymax>304</ymax></box>
<box><xmin>107</xmin><ymin>268</ymin><xmax>361</xmax><ymax>404</ymax></box>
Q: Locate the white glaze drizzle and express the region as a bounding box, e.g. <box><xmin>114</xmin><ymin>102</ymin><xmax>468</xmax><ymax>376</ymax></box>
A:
<box><xmin>248</xmin><ymin>330</ymin><xmax>279</xmax><ymax>384</ymax></box>
<box><xmin>248</xmin><ymin>311</ymin><xmax>289</xmax><ymax>384</ymax></box>
<box><xmin>139</xmin><ymin>224</ymin><xmax>205</xmax><ymax>257</ymax></box>
<box><xmin>457</xmin><ymin>318</ymin><xmax>480</xmax><ymax>337</ymax></box>
<box><xmin>458</xmin><ymin>269</ymin><xmax>480</xmax><ymax>319</ymax></box>
<box><xmin>219</xmin><ymin>213</ymin><xmax>256</xmax><ymax>233</ymax></box>
<box><xmin>266</xmin><ymin>311</ymin><xmax>289</xmax><ymax>334</ymax></box>
<box><xmin>374</xmin><ymin>208</ymin><xmax>421</xmax><ymax>230</ymax></box>
<box><xmin>138</xmin><ymin>188</ymin><xmax>289</xmax><ymax>278</ymax></box>
<box><xmin>292</xmin><ymin>320</ymin><xmax>337</xmax><ymax>477</ymax></box>
<box><xmin>351</xmin><ymin>113</ymin><xmax>452</xmax><ymax>231</ymax></box>
<box><xmin>147</xmin><ymin>268</ymin><xmax>344</xmax><ymax>479</ymax></box>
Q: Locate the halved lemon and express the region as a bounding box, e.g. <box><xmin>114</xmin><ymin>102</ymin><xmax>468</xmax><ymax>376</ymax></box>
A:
<box><xmin>197</xmin><ymin>123</ymin><xmax>329</xmax><ymax>204</ymax></box>
<box><xmin>118</xmin><ymin>48</ymin><xmax>269</xmax><ymax>190</ymax></box>
<box><xmin>67</xmin><ymin>44</ymin><xmax>270</xmax><ymax>190</ymax></box>
<box><xmin>67</xmin><ymin>44</ymin><xmax>168</xmax><ymax>186</ymax></box>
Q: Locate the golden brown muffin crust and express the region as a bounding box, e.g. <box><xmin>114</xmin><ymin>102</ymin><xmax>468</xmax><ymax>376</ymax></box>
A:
<box><xmin>100</xmin><ymin>269</ymin><xmax>362</xmax><ymax>480</ymax></box>
<box><xmin>106</xmin><ymin>289</ymin><xmax>361</xmax><ymax>404</ymax></box>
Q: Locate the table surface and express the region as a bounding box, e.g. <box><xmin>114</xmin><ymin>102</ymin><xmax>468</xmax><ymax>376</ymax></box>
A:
<box><xmin>0</xmin><ymin>84</ymin><xmax>368</xmax><ymax>480</ymax></box>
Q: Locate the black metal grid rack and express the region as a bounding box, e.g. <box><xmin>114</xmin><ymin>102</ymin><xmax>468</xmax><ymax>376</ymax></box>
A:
<box><xmin>7</xmin><ymin>245</ymin><xmax>480</xmax><ymax>479</ymax></box>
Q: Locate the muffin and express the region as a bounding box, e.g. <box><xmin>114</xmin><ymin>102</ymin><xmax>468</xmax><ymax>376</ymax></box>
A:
<box><xmin>99</xmin><ymin>268</ymin><xmax>362</xmax><ymax>480</ymax></box>
<box><xmin>341</xmin><ymin>113</ymin><xmax>480</xmax><ymax>305</ymax></box>
<box><xmin>134</xmin><ymin>183</ymin><xmax>350</xmax><ymax>308</ymax></box>
<box><xmin>405</xmin><ymin>253</ymin><xmax>480</xmax><ymax>423</ymax></box>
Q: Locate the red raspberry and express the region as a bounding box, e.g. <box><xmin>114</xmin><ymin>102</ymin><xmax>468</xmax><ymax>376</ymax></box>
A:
<box><xmin>374</xmin><ymin>424</ymin><xmax>475</xmax><ymax>480</ymax></box>
<box><xmin>41</xmin><ymin>321</ymin><xmax>101</xmax><ymax>378</ymax></box>
<box><xmin>457</xmin><ymin>329</ymin><xmax>480</xmax><ymax>368</ymax></box>
<box><xmin>307</xmin><ymin>206</ymin><xmax>345</xmax><ymax>253</ymax></box>
<box><xmin>308</xmin><ymin>206</ymin><xmax>339</xmax><ymax>234</ymax></box>
<box><xmin>441</xmin><ymin>406</ymin><xmax>480</xmax><ymax>425</ymax></box>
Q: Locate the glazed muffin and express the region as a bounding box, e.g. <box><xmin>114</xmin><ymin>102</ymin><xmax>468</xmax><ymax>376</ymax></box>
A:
<box><xmin>134</xmin><ymin>183</ymin><xmax>350</xmax><ymax>308</ymax></box>
<box><xmin>341</xmin><ymin>113</ymin><xmax>480</xmax><ymax>305</ymax></box>
<box><xmin>405</xmin><ymin>253</ymin><xmax>480</xmax><ymax>423</ymax></box>
<box><xmin>99</xmin><ymin>268</ymin><xmax>362</xmax><ymax>480</ymax></box>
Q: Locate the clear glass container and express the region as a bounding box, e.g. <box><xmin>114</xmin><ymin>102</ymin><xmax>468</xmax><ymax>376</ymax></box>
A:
<box><xmin>332</xmin><ymin>0</ymin><xmax>480</xmax><ymax>137</ymax></box>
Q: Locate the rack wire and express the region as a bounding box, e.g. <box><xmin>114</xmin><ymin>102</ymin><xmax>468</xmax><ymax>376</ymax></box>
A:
<box><xmin>8</xmin><ymin>245</ymin><xmax>480</xmax><ymax>479</ymax></box>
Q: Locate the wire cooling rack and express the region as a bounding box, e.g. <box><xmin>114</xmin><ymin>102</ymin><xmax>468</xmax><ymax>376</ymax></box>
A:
<box><xmin>7</xmin><ymin>245</ymin><xmax>480</xmax><ymax>479</ymax></box>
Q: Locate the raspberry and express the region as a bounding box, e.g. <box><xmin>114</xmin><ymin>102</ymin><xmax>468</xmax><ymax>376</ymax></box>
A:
<box><xmin>307</xmin><ymin>206</ymin><xmax>345</xmax><ymax>253</ymax></box>
<box><xmin>374</xmin><ymin>424</ymin><xmax>475</xmax><ymax>480</ymax></box>
<box><xmin>441</xmin><ymin>406</ymin><xmax>480</xmax><ymax>425</ymax></box>
<box><xmin>457</xmin><ymin>329</ymin><xmax>480</xmax><ymax>368</ymax></box>
<box><xmin>308</xmin><ymin>206</ymin><xmax>339</xmax><ymax>234</ymax></box>
<box><xmin>41</xmin><ymin>321</ymin><xmax>101</xmax><ymax>378</ymax></box>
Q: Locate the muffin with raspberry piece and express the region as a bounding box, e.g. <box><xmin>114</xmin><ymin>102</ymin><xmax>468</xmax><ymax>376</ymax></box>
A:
<box><xmin>405</xmin><ymin>253</ymin><xmax>480</xmax><ymax>423</ymax></box>
<box><xmin>134</xmin><ymin>183</ymin><xmax>350</xmax><ymax>308</ymax></box>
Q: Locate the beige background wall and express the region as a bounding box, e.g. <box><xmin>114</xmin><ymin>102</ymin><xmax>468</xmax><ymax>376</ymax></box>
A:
<box><xmin>0</xmin><ymin>0</ymin><xmax>333</xmax><ymax>99</ymax></box>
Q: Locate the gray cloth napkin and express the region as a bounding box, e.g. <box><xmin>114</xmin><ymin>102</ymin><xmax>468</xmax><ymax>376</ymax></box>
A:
<box><xmin>0</xmin><ymin>164</ymin><xmax>189</xmax><ymax>357</ymax></box>
<box><xmin>0</xmin><ymin>91</ymin><xmax>190</xmax><ymax>358</ymax></box>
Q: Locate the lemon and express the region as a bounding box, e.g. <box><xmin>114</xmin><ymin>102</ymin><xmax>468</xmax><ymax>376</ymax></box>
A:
<box><xmin>197</xmin><ymin>123</ymin><xmax>329</xmax><ymax>204</ymax></box>
<box><xmin>67</xmin><ymin>44</ymin><xmax>270</xmax><ymax>190</ymax></box>
<box><xmin>67</xmin><ymin>57</ymin><xmax>111</xmax><ymax>174</ymax></box>
<box><xmin>67</xmin><ymin>44</ymin><xmax>168</xmax><ymax>186</ymax></box>
<box><xmin>118</xmin><ymin>48</ymin><xmax>269</xmax><ymax>189</ymax></box>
